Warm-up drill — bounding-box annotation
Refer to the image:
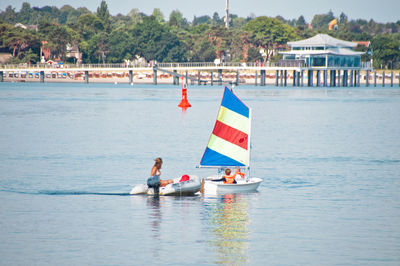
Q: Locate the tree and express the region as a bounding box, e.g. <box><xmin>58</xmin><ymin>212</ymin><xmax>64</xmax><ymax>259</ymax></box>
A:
<box><xmin>152</xmin><ymin>8</ymin><xmax>164</xmax><ymax>23</ymax></box>
<box><xmin>311</xmin><ymin>10</ymin><xmax>335</xmax><ymax>30</ymax></box>
<box><xmin>127</xmin><ymin>8</ymin><xmax>143</xmax><ymax>25</ymax></box>
<box><xmin>212</xmin><ymin>12</ymin><xmax>223</xmax><ymax>26</ymax></box>
<box><xmin>38</xmin><ymin>21</ymin><xmax>75</xmax><ymax>60</ymax></box>
<box><xmin>192</xmin><ymin>15</ymin><xmax>212</xmax><ymax>26</ymax></box>
<box><xmin>0</xmin><ymin>6</ymin><xmax>17</xmax><ymax>24</ymax></box>
<box><xmin>244</xmin><ymin>16</ymin><xmax>297</xmax><ymax>61</ymax></box>
<box><xmin>339</xmin><ymin>12</ymin><xmax>348</xmax><ymax>24</ymax></box>
<box><xmin>130</xmin><ymin>16</ymin><xmax>186</xmax><ymax>62</ymax></box>
<box><xmin>371</xmin><ymin>34</ymin><xmax>400</xmax><ymax>69</ymax></box>
<box><xmin>296</xmin><ymin>15</ymin><xmax>307</xmax><ymax>27</ymax></box>
<box><xmin>76</xmin><ymin>13</ymin><xmax>104</xmax><ymax>40</ymax></box>
<box><xmin>18</xmin><ymin>2</ymin><xmax>33</xmax><ymax>24</ymax></box>
<box><xmin>168</xmin><ymin>10</ymin><xmax>186</xmax><ymax>28</ymax></box>
<box><xmin>96</xmin><ymin>0</ymin><xmax>111</xmax><ymax>32</ymax></box>
<box><xmin>107</xmin><ymin>29</ymin><xmax>135</xmax><ymax>62</ymax></box>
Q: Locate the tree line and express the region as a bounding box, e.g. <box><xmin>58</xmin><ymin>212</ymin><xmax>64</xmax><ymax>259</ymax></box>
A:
<box><xmin>0</xmin><ymin>1</ymin><xmax>399</xmax><ymax>69</ymax></box>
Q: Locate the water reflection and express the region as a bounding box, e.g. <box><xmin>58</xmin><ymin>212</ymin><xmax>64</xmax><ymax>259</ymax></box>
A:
<box><xmin>206</xmin><ymin>194</ymin><xmax>250</xmax><ymax>265</ymax></box>
<box><xmin>147</xmin><ymin>196</ymin><xmax>162</xmax><ymax>238</ymax></box>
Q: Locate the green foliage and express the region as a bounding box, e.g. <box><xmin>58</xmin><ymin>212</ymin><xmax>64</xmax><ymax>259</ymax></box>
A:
<box><xmin>96</xmin><ymin>1</ymin><xmax>111</xmax><ymax>32</ymax></box>
<box><xmin>311</xmin><ymin>10</ymin><xmax>335</xmax><ymax>30</ymax></box>
<box><xmin>371</xmin><ymin>34</ymin><xmax>400</xmax><ymax>69</ymax></box>
<box><xmin>244</xmin><ymin>16</ymin><xmax>297</xmax><ymax>61</ymax></box>
<box><xmin>0</xmin><ymin>3</ymin><xmax>399</xmax><ymax>67</ymax></box>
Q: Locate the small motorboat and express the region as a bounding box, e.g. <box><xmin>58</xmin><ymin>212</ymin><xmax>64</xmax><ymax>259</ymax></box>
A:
<box><xmin>130</xmin><ymin>175</ymin><xmax>201</xmax><ymax>196</ymax></box>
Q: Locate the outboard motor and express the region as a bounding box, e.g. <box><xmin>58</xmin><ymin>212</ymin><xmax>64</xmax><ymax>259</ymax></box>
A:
<box><xmin>147</xmin><ymin>175</ymin><xmax>160</xmax><ymax>196</ymax></box>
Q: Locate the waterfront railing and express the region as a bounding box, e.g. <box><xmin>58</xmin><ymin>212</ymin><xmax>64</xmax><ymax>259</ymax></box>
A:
<box><xmin>0</xmin><ymin>61</ymin><xmax>373</xmax><ymax>70</ymax></box>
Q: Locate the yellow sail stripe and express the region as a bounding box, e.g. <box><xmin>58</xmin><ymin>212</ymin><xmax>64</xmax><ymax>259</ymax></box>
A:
<box><xmin>217</xmin><ymin>106</ymin><xmax>249</xmax><ymax>134</ymax></box>
<box><xmin>207</xmin><ymin>134</ymin><xmax>249</xmax><ymax>165</ymax></box>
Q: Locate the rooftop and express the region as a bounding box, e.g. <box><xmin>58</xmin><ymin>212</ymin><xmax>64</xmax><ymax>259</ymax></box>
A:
<box><xmin>288</xmin><ymin>34</ymin><xmax>357</xmax><ymax>48</ymax></box>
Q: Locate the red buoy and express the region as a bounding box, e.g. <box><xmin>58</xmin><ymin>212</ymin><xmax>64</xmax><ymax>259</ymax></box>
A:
<box><xmin>178</xmin><ymin>77</ymin><xmax>191</xmax><ymax>108</ymax></box>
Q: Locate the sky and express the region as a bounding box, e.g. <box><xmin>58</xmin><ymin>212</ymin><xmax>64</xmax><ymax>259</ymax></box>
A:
<box><xmin>1</xmin><ymin>0</ymin><xmax>399</xmax><ymax>23</ymax></box>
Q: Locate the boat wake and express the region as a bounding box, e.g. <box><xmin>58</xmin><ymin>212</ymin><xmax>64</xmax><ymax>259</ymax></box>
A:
<box><xmin>0</xmin><ymin>188</ymin><xmax>132</xmax><ymax>196</ymax></box>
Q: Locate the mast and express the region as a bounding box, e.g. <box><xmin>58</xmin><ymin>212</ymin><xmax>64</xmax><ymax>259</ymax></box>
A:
<box><xmin>225</xmin><ymin>0</ymin><xmax>229</xmax><ymax>29</ymax></box>
<box><xmin>247</xmin><ymin>108</ymin><xmax>252</xmax><ymax>178</ymax></box>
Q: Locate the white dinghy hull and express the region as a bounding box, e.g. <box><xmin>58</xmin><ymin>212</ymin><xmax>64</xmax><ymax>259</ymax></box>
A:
<box><xmin>130</xmin><ymin>175</ymin><xmax>201</xmax><ymax>196</ymax></box>
<box><xmin>203</xmin><ymin>177</ymin><xmax>262</xmax><ymax>194</ymax></box>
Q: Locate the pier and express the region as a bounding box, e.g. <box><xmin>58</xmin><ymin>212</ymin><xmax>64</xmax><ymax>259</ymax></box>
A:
<box><xmin>2</xmin><ymin>61</ymin><xmax>395</xmax><ymax>87</ymax></box>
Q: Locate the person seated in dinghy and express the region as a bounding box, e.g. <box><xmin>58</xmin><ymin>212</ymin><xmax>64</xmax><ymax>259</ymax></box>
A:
<box><xmin>234</xmin><ymin>167</ymin><xmax>245</xmax><ymax>179</ymax></box>
<box><xmin>147</xmin><ymin>158</ymin><xmax>173</xmax><ymax>189</ymax></box>
<box><xmin>212</xmin><ymin>168</ymin><xmax>237</xmax><ymax>184</ymax></box>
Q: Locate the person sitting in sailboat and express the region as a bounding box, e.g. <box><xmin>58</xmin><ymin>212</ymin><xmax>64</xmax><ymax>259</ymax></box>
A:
<box><xmin>210</xmin><ymin>168</ymin><xmax>234</xmax><ymax>184</ymax></box>
<box><xmin>234</xmin><ymin>168</ymin><xmax>245</xmax><ymax>179</ymax></box>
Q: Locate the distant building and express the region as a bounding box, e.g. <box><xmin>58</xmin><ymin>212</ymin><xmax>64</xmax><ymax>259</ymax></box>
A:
<box><xmin>66</xmin><ymin>44</ymin><xmax>82</xmax><ymax>64</ymax></box>
<box><xmin>14</xmin><ymin>23</ymin><xmax>38</xmax><ymax>31</ymax></box>
<box><xmin>280</xmin><ymin>34</ymin><xmax>364</xmax><ymax>68</ymax></box>
<box><xmin>40</xmin><ymin>41</ymin><xmax>51</xmax><ymax>63</ymax></box>
<box><xmin>354</xmin><ymin>41</ymin><xmax>371</xmax><ymax>48</ymax></box>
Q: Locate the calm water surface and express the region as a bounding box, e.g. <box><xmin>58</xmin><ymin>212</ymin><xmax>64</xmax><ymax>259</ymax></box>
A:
<box><xmin>0</xmin><ymin>83</ymin><xmax>399</xmax><ymax>265</ymax></box>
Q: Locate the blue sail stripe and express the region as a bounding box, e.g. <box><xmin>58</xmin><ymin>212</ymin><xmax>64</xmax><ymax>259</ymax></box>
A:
<box><xmin>200</xmin><ymin>147</ymin><xmax>246</xmax><ymax>167</ymax></box>
<box><xmin>221</xmin><ymin>87</ymin><xmax>249</xmax><ymax>118</ymax></box>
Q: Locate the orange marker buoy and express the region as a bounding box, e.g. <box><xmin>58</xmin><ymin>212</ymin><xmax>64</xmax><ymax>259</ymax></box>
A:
<box><xmin>178</xmin><ymin>77</ymin><xmax>191</xmax><ymax>108</ymax></box>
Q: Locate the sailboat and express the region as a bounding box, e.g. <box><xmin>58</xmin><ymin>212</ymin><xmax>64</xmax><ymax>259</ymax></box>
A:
<box><xmin>199</xmin><ymin>87</ymin><xmax>262</xmax><ymax>193</ymax></box>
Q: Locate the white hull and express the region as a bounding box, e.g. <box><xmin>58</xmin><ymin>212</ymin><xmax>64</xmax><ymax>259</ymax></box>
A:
<box><xmin>130</xmin><ymin>175</ymin><xmax>201</xmax><ymax>196</ymax></box>
<box><xmin>203</xmin><ymin>177</ymin><xmax>262</xmax><ymax>194</ymax></box>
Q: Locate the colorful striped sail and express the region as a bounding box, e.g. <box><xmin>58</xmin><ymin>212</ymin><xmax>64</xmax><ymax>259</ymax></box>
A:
<box><xmin>200</xmin><ymin>87</ymin><xmax>251</xmax><ymax>167</ymax></box>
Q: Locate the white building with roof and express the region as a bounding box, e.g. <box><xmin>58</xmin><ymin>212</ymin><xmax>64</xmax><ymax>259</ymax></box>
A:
<box><xmin>280</xmin><ymin>34</ymin><xmax>365</xmax><ymax>68</ymax></box>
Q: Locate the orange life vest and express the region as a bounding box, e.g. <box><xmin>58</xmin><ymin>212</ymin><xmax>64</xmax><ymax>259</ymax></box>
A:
<box><xmin>236</xmin><ymin>171</ymin><xmax>245</xmax><ymax>178</ymax></box>
<box><xmin>223</xmin><ymin>175</ymin><xmax>236</xmax><ymax>184</ymax></box>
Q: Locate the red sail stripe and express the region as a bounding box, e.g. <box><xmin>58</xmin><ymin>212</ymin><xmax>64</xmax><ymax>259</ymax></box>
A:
<box><xmin>212</xmin><ymin>120</ymin><xmax>248</xmax><ymax>150</ymax></box>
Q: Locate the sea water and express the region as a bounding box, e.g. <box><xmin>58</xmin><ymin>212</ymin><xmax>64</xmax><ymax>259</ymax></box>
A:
<box><xmin>0</xmin><ymin>82</ymin><xmax>399</xmax><ymax>265</ymax></box>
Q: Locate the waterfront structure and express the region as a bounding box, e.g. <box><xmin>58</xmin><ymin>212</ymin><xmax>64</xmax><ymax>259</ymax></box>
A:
<box><xmin>0</xmin><ymin>34</ymin><xmax>384</xmax><ymax>87</ymax></box>
<box><xmin>280</xmin><ymin>34</ymin><xmax>364</xmax><ymax>68</ymax></box>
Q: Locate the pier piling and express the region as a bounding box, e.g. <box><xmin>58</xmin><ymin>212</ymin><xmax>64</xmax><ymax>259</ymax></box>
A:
<box><xmin>261</xmin><ymin>70</ymin><xmax>266</xmax><ymax>86</ymax></box>
<box><xmin>0</xmin><ymin>71</ymin><xmax>3</xmax><ymax>82</ymax></box>
<box><xmin>293</xmin><ymin>70</ymin><xmax>296</xmax><ymax>86</ymax></box>
<box><xmin>275</xmin><ymin>70</ymin><xmax>279</xmax><ymax>86</ymax></box>
<box><xmin>153</xmin><ymin>68</ymin><xmax>157</xmax><ymax>85</ymax></box>
<box><xmin>391</xmin><ymin>72</ymin><xmax>394</xmax><ymax>87</ymax></box>
<box><xmin>350</xmin><ymin>71</ymin><xmax>354</xmax><ymax>87</ymax></box>
<box><xmin>366</xmin><ymin>70</ymin><xmax>369</xmax><ymax>87</ymax></box>
<box><xmin>382</xmin><ymin>71</ymin><xmax>385</xmax><ymax>87</ymax></box>
<box><xmin>84</xmin><ymin>71</ymin><xmax>89</xmax><ymax>83</ymax></box>
<box><xmin>296</xmin><ymin>71</ymin><xmax>300</xmax><ymax>87</ymax></box>
<box><xmin>284</xmin><ymin>70</ymin><xmax>287</xmax><ymax>87</ymax></box>
<box><xmin>307</xmin><ymin>70</ymin><xmax>311</xmax><ymax>87</ymax></box>
<box><xmin>129</xmin><ymin>70</ymin><xmax>133</xmax><ymax>84</ymax></box>
<box><xmin>255</xmin><ymin>71</ymin><xmax>257</xmax><ymax>86</ymax></box>
<box><xmin>173</xmin><ymin>70</ymin><xmax>178</xmax><ymax>85</ymax></box>
<box><xmin>218</xmin><ymin>69</ymin><xmax>222</xmax><ymax>86</ymax></box>
<box><xmin>198</xmin><ymin>70</ymin><xmax>201</xmax><ymax>85</ymax></box>
<box><xmin>211</xmin><ymin>71</ymin><xmax>214</xmax><ymax>86</ymax></box>
<box><xmin>301</xmin><ymin>71</ymin><xmax>304</xmax><ymax>87</ymax></box>
<box><xmin>40</xmin><ymin>71</ymin><xmax>44</xmax><ymax>83</ymax></box>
